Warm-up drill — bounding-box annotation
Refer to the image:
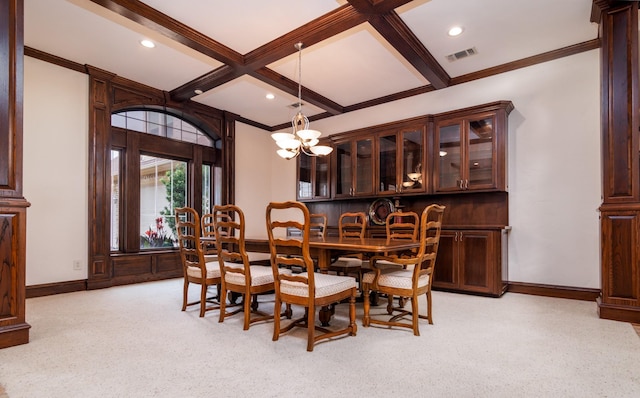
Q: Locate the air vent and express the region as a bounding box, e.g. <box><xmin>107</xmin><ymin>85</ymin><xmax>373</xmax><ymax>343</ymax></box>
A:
<box><xmin>288</xmin><ymin>102</ymin><xmax>303</xmax><ymax>109</ymax></box>
<box><xmin>446</xmin><ymin>47</ymin><xmax>478</xmax><ymax>62</ymax></box>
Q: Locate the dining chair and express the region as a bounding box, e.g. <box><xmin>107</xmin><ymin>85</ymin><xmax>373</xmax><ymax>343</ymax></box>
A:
<box><xmin>383</xmin><ymin>210</ymin><xmax>420</xmax><ymax>262</ymax></box>
<box><xmin>367</xmin><ymin>210</ymin><xmax>420</xmax><ymax>306</ymax></box>
<box><xmin>329</xmin><ymin>211</ymin><xmax>367</xmax><ymax>283</ymax></box>
<box><xmin>362</xmin><ymin>204</ymin><xmax>445</xmax><ymax>336</ymax></box>
<box><xmin>213</xmin><ymin>204</ymin><xmax>291</xmax><ymax>330</ymax></box>
<box><xmin>309</xmin><ymin>213</ymin><xmax>328</xmax><ymax>238</ymax></box>
<box><xmin>175</xmin><ymin>207</ymin><xmax>221</xmax><ymax>317</ymax></box>
<box><xmin>200</xmin><ymin>212</ymin><xmax>219</xmax><ymax>262</ymax></box>
<box><xmin>266</xmin><ymin>201</ymin><xmax>357</xmax><ymax>351</ymax></box>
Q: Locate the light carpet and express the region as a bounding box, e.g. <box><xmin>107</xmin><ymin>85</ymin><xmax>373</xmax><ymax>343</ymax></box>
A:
<box><xmin>0</xmin><ymin>279</ymin><xmax>639</xmax><ymax>398</ymax></box>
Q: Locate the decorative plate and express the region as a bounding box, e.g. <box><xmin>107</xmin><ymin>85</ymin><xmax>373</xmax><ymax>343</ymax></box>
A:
<box><xmin>368</xmin><ymin>198</ymin><xmax>395</xmax><ymax>226</ymax></box>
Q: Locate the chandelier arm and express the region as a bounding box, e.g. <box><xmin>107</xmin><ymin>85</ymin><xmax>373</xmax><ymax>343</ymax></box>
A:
<box><xmin>300</xmin><ymin>145</ymin><xmax>318</xmax><ymax>157</ymax></box>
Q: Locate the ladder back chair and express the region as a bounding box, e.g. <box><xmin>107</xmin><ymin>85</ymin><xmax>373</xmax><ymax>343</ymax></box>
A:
<box><xmin>362</xmin><ymin>204</ymin><xmax>445</xmax><ymax>336</ymax></box>
<box><xmin>213</xmin><ymin>204</ymin><xmax>291</xmax><ymax>330</ymax></box>
<box><xmin>175</xmin><ymin>207</ymin><xmax>221</xmax><ymax>317</ymax></box>
<box><xmin>266</xmin><ymin>201</ymin><xmax>358</xmax><ymax>352</ymax></box>
<box><xmin>383</xmin><ymin>210</ymin><xmax>420</xmax><ymax>262</ymax></box>
<box><xmin>329</xmin><ymin>211</ymin><xmax>368</xmax><ymax>283</ymax></box>
<box><xmin>309</xmin><ymin>213</ymin><xmax>328</xmax><ymax>238</ymax></box>
<box><xmin>200</xmin><ymin>212</ymin><xmax>219</xmax><ymax>262</ymax></box>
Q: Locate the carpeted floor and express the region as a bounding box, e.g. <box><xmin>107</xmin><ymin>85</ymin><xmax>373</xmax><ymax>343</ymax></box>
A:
<box><xmin>1</xmin><ymin>279</ymin><xmax>639</xmax><ymax>397</ymax></box>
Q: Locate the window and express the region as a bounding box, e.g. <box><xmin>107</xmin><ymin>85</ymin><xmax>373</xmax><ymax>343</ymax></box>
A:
<box><xmin>140</xmin><ymin>156</ymin><xmax>186</xmax><ymax>249</ymax></box>
<box><xmin>110</xmin><ymin>150</ymin><xmax>121</xmax><ymax>251</ymax></box>
<box><xmin>110</xmin><ymin>109</ymin><xmax>221</xmax><ymax>253</ymax></box>
<box><xmin>111</xmin><ymin>110</ymin><xmax>213</xmax><ymax>146</ymax></box>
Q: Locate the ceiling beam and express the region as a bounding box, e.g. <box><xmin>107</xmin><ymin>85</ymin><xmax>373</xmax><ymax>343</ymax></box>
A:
<box><xmin>177</xmin><ymin>5</ymin><xmax>368</xmax><ymax>107</ymax></box>
<box><xmin>170</xmin><ymin>65</ymin><xmax>240</xmax><ymax>102</ymax></box>
<box><xmin>346</xmin><ymin>0</ymin><xmax>415</xmax><ymax>15</ymax></box>
<box><xmin>368</xmin><ymin>12</ymin><xmax>450</xmax><ymax>89</ymax></box>
<box><xmin>88</xmin><ymin>0</ymin><xmax>243</xmax><ymax>66</ymax></box>
<box><xmin>250</xmin><ymin>68</ymin><xmax>344</xmax><ymax>115</ymax></box>
<box><xmin>243</xmin><ymin>5</ymin><xmax>368</xmax><ymax>68</ymax></box>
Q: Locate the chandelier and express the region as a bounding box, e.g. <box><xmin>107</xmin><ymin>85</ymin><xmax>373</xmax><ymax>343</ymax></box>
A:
<box><xmin>271</xmin><ymin>42</ymin><xmax>333</xmax><ymax>160</ymax></box>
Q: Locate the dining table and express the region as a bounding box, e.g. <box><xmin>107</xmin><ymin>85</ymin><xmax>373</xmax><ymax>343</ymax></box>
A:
<box><xmin>202</xmin><ymin>235</ymin><xmax>421</xmax><ymax>325</ymax></box>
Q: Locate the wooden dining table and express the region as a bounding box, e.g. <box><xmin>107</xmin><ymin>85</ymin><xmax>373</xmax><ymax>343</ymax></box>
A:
<box><xmin>202</xmin><ymin>235</ymin><xmax>421</xmax><ymax>325</ymax></box>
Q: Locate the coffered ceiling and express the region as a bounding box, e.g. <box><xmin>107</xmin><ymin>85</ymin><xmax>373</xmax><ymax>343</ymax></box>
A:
<box><xmin>24</xmin><ymin>0</ymin><xmax>600</xmax><ymax>131</ymax></box>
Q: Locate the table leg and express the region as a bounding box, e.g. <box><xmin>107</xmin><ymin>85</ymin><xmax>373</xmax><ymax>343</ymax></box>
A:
<box><xmin>317</xmin><ymin>249</ymin><xmax>333</xmax><ymax>326</ymax></box>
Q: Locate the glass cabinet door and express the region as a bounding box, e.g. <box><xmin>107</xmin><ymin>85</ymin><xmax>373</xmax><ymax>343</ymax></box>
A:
<box><xmin>315</xmin><ymin>154</ymin><xmax>330</xmax><ymax>198</ymax></box>
<box><xmin>378</xmin><ymin>133</ymin><xmax>397</xmax><ymax>193</ymax></box>
<box><xmin>355</xmin><ymin>138</ymin><xmax>374</xmax><ymax>195</ymax></box>
<box><xmin>467</xmin><ymin>115</ymin><xmax>495</xmax><ymax>189</ymax></box>
<box><xmin>437</xmin><ymin>122</ymin><xmax>463</xmax><ymax>191</ymax></box>
<box><xmin>335</xmin><ymin>141</ymin><xmax>353</xmax><ymax>196</ymax></box>
<box><xmin>297</xmin><ymin>154</ymin><xmax>312</xmax><ymax>199</ymax></box>
<box><xmin>400</xmin><ymin>127</ymin><xmax>424</xmax><ymax>192</ymax></box>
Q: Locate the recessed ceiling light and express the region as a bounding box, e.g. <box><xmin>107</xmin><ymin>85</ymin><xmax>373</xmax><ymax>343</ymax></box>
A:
<box><xmin>140</xmin><ymin>39</ymin><xmax>155</xmax><ymax>48</ymax></box>
<box><xmin>194</xmin><ymin>89</ymin><xmax>204</xmax><ymax>95</ymax></box>
<box><xmin>448</xmin><ymin>26</ymin><xmax>464</xmax><ymax>37</ymax></box>
<box><xmin>266</xmin><ymin>93</ymin><xmax>275</xmax><ymax>100</ymax></box>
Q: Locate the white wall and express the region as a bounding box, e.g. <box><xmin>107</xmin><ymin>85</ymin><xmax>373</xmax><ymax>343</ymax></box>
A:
<box><xmin>24</xmin><ymin>49</ymin><xmax>601</xmax><ymax>289</ymax></box>
<box><xmin>23</xmin><ymin>57</ymin><xmax>89</xmax><ymax>285</ymax></box>
<box><xmin>235</xmin><ymin>123</ymin><xmax>298</xmax><ymax>239</ymax></box>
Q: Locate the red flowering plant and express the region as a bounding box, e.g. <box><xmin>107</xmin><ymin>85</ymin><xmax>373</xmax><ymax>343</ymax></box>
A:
<box><xmin>140</xmin><ymin>217</ymin><xmax>176</xmax><ymax>248</ymax></box>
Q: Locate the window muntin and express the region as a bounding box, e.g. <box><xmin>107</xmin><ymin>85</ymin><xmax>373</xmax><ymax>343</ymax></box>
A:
<box><xmin>111</xmin><ymin>110</ymin><xmax>213</xmax><ymax>146</ymax></box>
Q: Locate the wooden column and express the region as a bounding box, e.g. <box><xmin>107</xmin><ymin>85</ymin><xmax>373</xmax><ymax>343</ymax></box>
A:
<box><xmin>87</xmin><ymin>67</ymin><xmax>115</xmax><ymax>290</ymax></box>
<box><xmin>0</xmin><ymin>0</ymin><xmax>30</xmax><ymax>349</ymax></box>
<box><xmin>594</xmin><ymin>0</ymin><xmax>640</xmax><ymax>322</ymax></box>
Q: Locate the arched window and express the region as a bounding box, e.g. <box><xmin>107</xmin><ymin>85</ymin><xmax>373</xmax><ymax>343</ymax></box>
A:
<box><xmin>109</xmin><ymin>110</ymin><xmax>221</xmax><ymax>252</ymax></box>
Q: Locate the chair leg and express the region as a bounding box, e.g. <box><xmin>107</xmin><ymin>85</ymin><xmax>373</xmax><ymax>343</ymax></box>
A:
<box><xmin>243</xmin><ymin>293</ymin><xmax>251</xmax><ymax>330</ymax></box>
<box><xmin>182</xmin><ymin>278</ymin><xmax>189</xmax><ymax>311</ymax></box>
<box><xmin>199</xmin><ymin>283</ymin><xmax>207</xmax><ymax>317</ymax></box>
<box><xmin>349</xmin><ymin>290</ymin><xmax>357</xmax><ymax>335</ymax></box>
<box><xmin>273</xmin><ymin>297</ymin><xmax>281</xmax><ymax>342</ymax></box>
<box><xmin>362</xmin><ymin>283</ymin><xmax>370</xmax><ymax>327</ymax></box>
<box><xmin>387</xmin><ymin>294</ymin><xmax>395</xmax><ymax>314</ymax></box>
<box><xmin>411</xmin><ymin>295</ymin><xmax>420</xmax><ymax>336</ymax></box>
<box><xmin>426</xmin><ymin>289</ymin><xmax>433</xmax><ymax>325</ymax></box>
<box><xmin>307</xmin><ymin>303</ymin><xmax>315</xmax><ymax>352</ymax></box>
<box><xmin>218</xmin><ymin>287</ymin><xmax>227</xmax><ymax>323</ymax></box>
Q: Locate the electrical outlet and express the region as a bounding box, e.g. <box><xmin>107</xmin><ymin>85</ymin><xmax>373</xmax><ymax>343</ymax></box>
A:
<box><xmin>73</xmin><ymin>260</ymin><xmax>81</xmax><ymax>270</ymax></box>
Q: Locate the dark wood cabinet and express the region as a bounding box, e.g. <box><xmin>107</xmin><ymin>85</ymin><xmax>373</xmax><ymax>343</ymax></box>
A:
<box><xmin>296</xmin><ymin>147</ymin><xmax>331</xmax><ymax>200</ymax></box>
<box><xmin>334</xmin><ymin>136</ymin><xmax>375</xmax><ymax>198</ymax></box>
<box><xmin>301</xmin><ymin>102</ymin><xmax>512</xmax><ymax>298</ymax></box>
<box><xmin>434</xmin><ymin>102</ymin><xmax>512</xmax><ymax>193</ymax></box>
<box><xmin>297</xmin><ymin>102</ymin><xmax>511</xmax><ymax>203</ymax></box>
<box><xmin>377</xmin><ymin>125</ymin><xmax>427</xmax><ymax>195</ymax></box>
<box><xmin>433</xmin><ymin>228</ymin><xmax>507</xmax><ymax>296</ymax></box>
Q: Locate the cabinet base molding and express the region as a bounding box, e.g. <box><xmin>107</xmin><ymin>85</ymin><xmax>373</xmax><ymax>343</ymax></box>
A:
<box><xmin>0</xmin><ymin>323</ymin><xmax>31</xmax><ymax>349</ymax></box>
<box><xmin>597</xmin><ymin>298</ymin><xmax>640</xmax><ymax>323</ymax></box>
<box><xmin>508</xmin><ymin>282</ymin><xmax>600</xmax><ymax>302</ymax></box>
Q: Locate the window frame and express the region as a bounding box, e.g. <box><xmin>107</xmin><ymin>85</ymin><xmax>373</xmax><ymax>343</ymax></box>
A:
<box><xmin>110</xmin><ymin>114</ymin><xmax>220</xmax><ymax>254</ymax></box>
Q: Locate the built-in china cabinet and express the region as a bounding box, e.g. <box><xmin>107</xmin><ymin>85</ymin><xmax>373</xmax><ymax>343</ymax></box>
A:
<box><xmin>434</xmin><ymin>104</ymin><xmax>511</xmax><ymax>193</ymax></box>
<box><xmin>301</xmin><ymin>101</ymin><xmax>513</xmax><ymax>297</ymax></box>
